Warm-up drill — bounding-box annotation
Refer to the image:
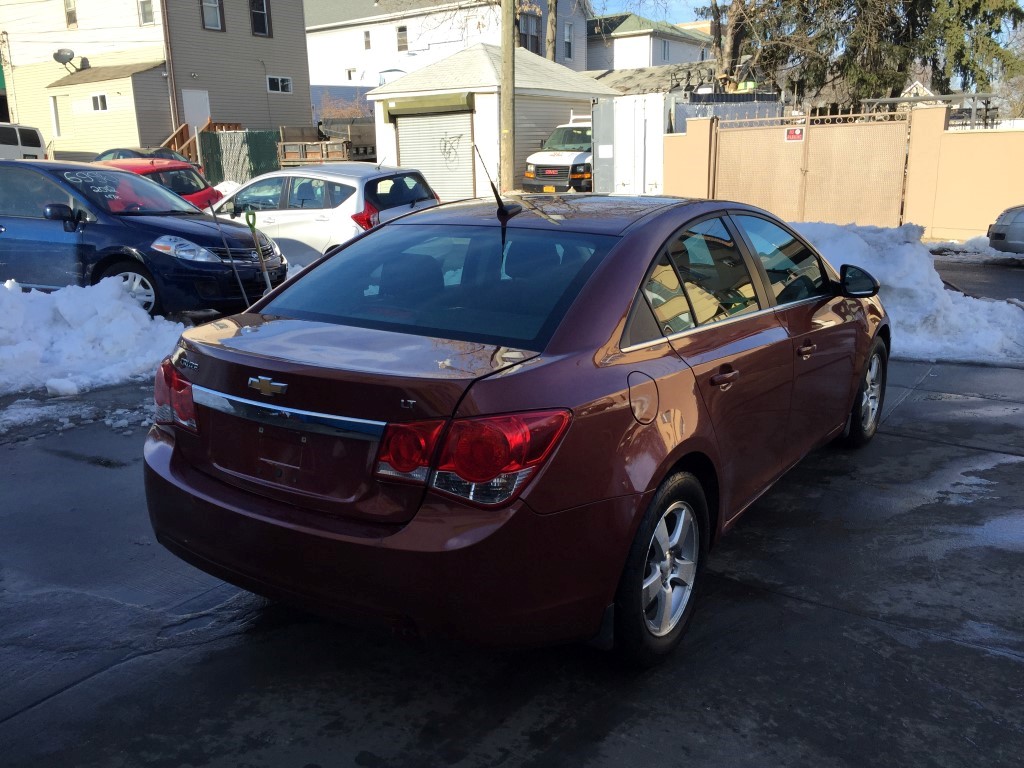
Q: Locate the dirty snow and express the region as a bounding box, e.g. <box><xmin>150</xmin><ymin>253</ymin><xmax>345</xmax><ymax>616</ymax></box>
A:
<box><xmin>1</xmin><ymin>223</ymin><xmax>1022</xmax><ymax>434</ymax></box>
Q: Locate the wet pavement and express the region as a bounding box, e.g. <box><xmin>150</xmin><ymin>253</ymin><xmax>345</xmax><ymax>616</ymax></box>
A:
<box><xmin>1</xmin><ymin>360</ymin><xmax>1022</xmax><ymax>767</ymax></box>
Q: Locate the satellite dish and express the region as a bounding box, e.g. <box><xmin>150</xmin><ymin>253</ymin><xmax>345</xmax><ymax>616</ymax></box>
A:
<box><xmin>53</xmin><ymin>49</ymin><xmax>75</xmax><ymax>65</ymax></box>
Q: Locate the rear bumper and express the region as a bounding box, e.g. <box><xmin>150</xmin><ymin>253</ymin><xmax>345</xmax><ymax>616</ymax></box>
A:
<box><xmin>987</xmin><ymin>225</ymin><xmax>1024</xmax><ymax>254</ymax></box>
<box><xmin>144</xmin><ymin>427</ymin><xmax>639</xmax><ymax>646</ymax></box>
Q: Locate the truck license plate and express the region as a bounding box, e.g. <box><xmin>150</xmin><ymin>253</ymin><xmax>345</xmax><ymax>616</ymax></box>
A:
<box><xmin>543</xmin><ymin>185</ymin><xmax>556</xmax><ymax>193</ymax></box>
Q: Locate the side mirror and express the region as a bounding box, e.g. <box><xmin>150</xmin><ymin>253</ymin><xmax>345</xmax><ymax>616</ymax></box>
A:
<box><xmin>44</xmin><ymin>203</ymin><xmax>81</xmax><ymax>232</ymax></box>
<box><xmin>840</xmin><ymin>264</ymin><xmax>880</xmax><ymax>298</ymax></box>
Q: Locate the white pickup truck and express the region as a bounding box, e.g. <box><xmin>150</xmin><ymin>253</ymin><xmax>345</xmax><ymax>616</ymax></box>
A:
<box><xmin>522</xmin><ymin>114</ymin><xmax>593</xmax><ymax>193</ymax></box>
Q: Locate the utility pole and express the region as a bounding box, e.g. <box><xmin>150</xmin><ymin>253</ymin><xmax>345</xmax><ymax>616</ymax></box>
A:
<box><xmin>500</xmin><ymin>0</ymin><xmax>515</xmax><ymax>192</ymax></box>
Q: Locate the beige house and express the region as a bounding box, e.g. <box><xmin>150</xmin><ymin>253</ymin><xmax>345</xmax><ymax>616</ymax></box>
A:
<box><xmin>0</xmin><ymin>0</ymin><xmax>312</xmax><ymax>160</ymax></box>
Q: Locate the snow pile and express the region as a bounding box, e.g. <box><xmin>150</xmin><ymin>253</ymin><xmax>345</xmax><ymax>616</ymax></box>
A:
<box><xmin>795</xmin><ymin>223</ymin><xmax>1024</xmax><ymax>365</ymax></box>
<box><xmin>0</xmin><ymin>278</ymin><xmax>183</xmax><ymax>397</ymax></box>
<box><xmin>928</xmin><ymin>235</ymin><xmax>1021</xmax><ymax>264</ymax></box>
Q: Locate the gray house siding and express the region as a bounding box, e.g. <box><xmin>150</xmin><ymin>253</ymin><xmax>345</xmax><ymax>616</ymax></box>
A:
<box><xmin>167</xmin><ymin>0</ymin><xmax>312</xmax><ymax>131</ymax></box>
<box><xmin>587</xmin><ymin>40</ymin><xmax>614</xmax><ymax>71</ymax></box>
<box><xmin>132</xmin><ymin>68</ymin><xmax>172</xmax><ymax>146</ymax></box>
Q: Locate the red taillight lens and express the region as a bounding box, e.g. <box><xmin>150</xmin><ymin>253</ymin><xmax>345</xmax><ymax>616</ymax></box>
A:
<box><xmin>351</xmin><ymin>200</ymin><xmax>380</xmax><ymax>231</ymax></box>
<box><xmin>154</xmin><ymin>358</ymin><xmax>197</xmax><ymax>432</ymax></box>
<box><xmin>374</xmin><ymin>410</ymin><xmax>571</xmax><ymax>506</ymax></box>
<box><xmin>375</xmin><ymin>420</ymin><xmax>445</xmax><ymax>482</ymax></box>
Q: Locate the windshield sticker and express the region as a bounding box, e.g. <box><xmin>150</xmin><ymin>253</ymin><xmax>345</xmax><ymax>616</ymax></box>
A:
<box><xmin>63</xmin><ymin>170</ymin><xmax>122</xmax><ymax>200</ymax></box>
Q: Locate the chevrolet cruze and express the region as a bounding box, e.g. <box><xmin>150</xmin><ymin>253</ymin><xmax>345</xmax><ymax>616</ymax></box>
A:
<box><xmin>144</xmin><ymin>195</ymin><xmax>889</xmax><ymax>664</ymax></box>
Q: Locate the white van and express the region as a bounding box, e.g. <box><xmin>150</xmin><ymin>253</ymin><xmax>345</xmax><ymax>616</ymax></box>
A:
<box><xmin>0</xmin><ymin>123</ymin><xmax>46</xmax><ymax>161</ymax></box>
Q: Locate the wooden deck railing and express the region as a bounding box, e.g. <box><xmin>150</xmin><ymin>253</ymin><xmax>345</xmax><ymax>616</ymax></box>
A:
<box><xmin>161</xmin><ymin>120</ymin><xmax>243</xmax><ymax>163</ymax></box>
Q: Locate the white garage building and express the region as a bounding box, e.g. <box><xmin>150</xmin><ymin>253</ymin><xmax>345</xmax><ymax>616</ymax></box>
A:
<box><xmin>367</xmin><ymin>44</ymin><xmax>617</xmax><ymax>201</ymax></box>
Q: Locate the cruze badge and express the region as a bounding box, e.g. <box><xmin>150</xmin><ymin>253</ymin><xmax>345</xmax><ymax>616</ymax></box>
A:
<box><xmin>248</xmin><ymin>376</ymin><xmax>287</xmax><ymax>397</ymax></box>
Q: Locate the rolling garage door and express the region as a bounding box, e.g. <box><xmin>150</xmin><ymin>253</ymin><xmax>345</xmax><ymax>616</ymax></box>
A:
<box><xmin>396</xmin><ymin>112</ymin><xmax>475</xmax><ymax>203</ymax></box>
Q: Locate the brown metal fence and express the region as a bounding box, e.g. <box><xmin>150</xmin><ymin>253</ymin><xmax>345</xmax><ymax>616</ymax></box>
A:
<box><xmin>713</xmin><ymin>112</ymin><xmax>910</xmax><ymax>226</ymax></box>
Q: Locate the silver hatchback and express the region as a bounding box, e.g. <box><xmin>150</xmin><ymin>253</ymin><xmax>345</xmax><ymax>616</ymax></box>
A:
<box><xmin>988</xmin><ymin>205</ymin><xmax>1024</xmax><ymax>254</ymax></box>
<box><xmin>215</xmin><ymin>163</ymin><xmax>439</xmax><ymax>267</ymax></box>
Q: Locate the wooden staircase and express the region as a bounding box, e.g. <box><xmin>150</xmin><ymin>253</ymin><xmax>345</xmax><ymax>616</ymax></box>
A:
<box><xmin>161</xmin><ymin>120</ymin><xmax>242</xmax><ymax>163</ymax></box>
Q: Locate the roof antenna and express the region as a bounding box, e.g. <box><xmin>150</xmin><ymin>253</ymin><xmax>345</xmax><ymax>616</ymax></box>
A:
<box><xmin>473</xmin><ymin>144</ymin><xmax>521</xmax><ymax>219</ymax></box>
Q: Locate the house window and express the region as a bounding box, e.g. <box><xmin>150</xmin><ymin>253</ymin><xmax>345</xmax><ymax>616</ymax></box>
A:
<box><xmin>267</xmin><ymin>76</ymin><xmax>292</xmax><ymax>94</ymax></box>
<box><xmin>563</xmin><ymin>22</ymin><xmax>573</xmax><ymax>60</ymax></box>
<box><xmin>397</xmin><ymin>25</ymin><xmax>408</xmax><ymax>52</ymax></box>
<box><xmin>364</xmin><ymin>31</ymin><xmax>371</xmax><ymax>49</ymax></box>
<box><xmin>138</xmin><ymin>0</ymin><xmax>154</xmax><ymax>25</ymax></box>
<box><xmin>346</xmin><ymin>68</ymin><xmax>357</xmax><ymax>81</ymax></box>
<box><xmin>251</xmin><ymin>0</ymin><xmax>272</xmax><ymax>37</ymax></box>
<box><xmin>64</xmin><ymin>0</ymin><xmax>77</xmax><ymax>28</ymax></box>
<box><xmin>92</xmin><ymin>94</ymin><xmax>108</xmax><ymax>111</ymax></box>
<box><xmin>519</xmin><ymin>13</ymin><xmax>541</xmax><ymax>54</ymax></box>
<box><xmin>201</xmin><ymin>0</ymin><xmax>224</xmax><ymax>31</ymax></box>
<box><xmin>662</xmin><ymin>39</ymin><xmax>670</xmax><ymax>61</ymax></box>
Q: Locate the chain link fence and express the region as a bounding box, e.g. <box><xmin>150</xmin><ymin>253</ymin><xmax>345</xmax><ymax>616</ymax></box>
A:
<box><xmin>199</xmin><ymin>130</ymin><xmax>280</xmax><ymax>185</ymax></box>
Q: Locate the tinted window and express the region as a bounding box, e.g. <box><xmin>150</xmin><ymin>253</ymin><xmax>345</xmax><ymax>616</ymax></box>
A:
<box><xmin>18</xmin><ymin>128</ymin><xmax>43</xmax><ymax>147</ymax></box>
<box><xmin>263</xmin><ymin>224</ymin><xmax>617</xmax><ymax>350</ymax></box>
<box><xmin>735</xmin><ymin>215</ymin><xmax>830</xmax><ymax>304</ymax></box>
<box><xmin>151</xmin><ymin>168</ymin><xmax>206</xmax><ymax>196</ymax></box>
<box><xmin>0</xmin><ymin>167</ymin><xmax>72</xmax><ymax>217</ymax></box>
<box><xmin>367</xmin><ymin>173</ymin><xmax>434</xmax><ymax>211</ymax></box>
<box><xmin>327</xmin><ymin>181</ymin><xmax>355</xmax><ymax>206</ymax></box>
<box><xmin>666</xmin><ymin>217</ymin><xmax>759</xmax><ymax>325</ymax></box>
<box><xmin>0</xmin><ymin>127</ymin><xmax>17</xmax><ymax>146</ymax></box>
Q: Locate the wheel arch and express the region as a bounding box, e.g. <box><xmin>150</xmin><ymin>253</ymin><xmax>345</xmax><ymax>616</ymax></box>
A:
<box><xmin>663</xmin><ymin>451</ymin><xmax>721</xmax><ymax>549</ymax></box>
<box><xmin>88</xmin><ymin>248</ymin><xmax>148</xmax><ymax>285</ymax></box>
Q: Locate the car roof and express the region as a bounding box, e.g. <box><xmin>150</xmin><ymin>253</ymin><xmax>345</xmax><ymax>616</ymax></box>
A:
<box><xmin>0</xmin><ymin>158</ymin><xmax>136</xmax><ymax>174</ymax></box>
<box><xmin>250</xmin><ymin>162</ymin><xmax>422</xmax><ymax>183</ymax></box>
<box><xmin>97</xmin><ymin>158</ymin><xmax>194</xmax><ymax>173</ymax></box>
<box><xmin>391</xmin><ymin>194</ymin><xmax>703</xmax><ymax>237</ymax></box>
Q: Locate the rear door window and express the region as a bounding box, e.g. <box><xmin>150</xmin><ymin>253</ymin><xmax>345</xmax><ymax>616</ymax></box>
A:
<box><xmin>665</xmin><ymin>217</ymin><xmax>760</xmax><ymax>325</ymax></box>
<box><xmin>0</xmin><ymin>127</ymin><xmax>17</xmax><ymax>146</ymax></box>
<box><xmin>286</xmin><ymin>176</ymin><xmax>327</xmax><ymax>209</ymax></box>
<box><xmin>262</xmin><ymin>224</ymin><xmax>618</xmax><ymax>350</ymax></box>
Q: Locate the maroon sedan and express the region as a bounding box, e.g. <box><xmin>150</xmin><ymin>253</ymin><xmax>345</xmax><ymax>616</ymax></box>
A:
<box><xmin>144</xmin><ymin>195</ymin><xmax>889</xmax><ymax>664</ymax></box>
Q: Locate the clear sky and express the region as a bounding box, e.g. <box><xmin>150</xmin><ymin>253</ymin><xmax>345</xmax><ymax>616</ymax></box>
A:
<box><xmin>588</xmin><ymin>1</ymin><xmax>702</xmax><ymax>23</ymax></box>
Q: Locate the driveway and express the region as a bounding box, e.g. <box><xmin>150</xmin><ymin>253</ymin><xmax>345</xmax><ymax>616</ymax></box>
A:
<box><xmin>1</xmin><ymin>359</ymin><xmax>1022</xmax><ymax>767</ymax></box>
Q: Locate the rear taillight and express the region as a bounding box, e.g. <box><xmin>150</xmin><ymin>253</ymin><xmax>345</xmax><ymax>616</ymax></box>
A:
<box><xmin>154</xmin><ymin>358</ymin><xmax>197</xmax><ymax>432</ymax></box>
<box><xmin>352</xmin><ymin>200</ymin><xmax>380</xmax><ymax>231</ymax></box>
<box><xmin>374</xmin><ymin>410</ymin><xmax>571</xmax><ymax>506</ymax></box>
<box><xmin>375</xmin><ymin>420</ymin><xmax>445</xmax><ymax>482</ymax></box>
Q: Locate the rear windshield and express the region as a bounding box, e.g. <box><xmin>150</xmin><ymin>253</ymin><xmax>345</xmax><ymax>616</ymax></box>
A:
<box><xmin>262</xmin><ymin>223</ymin><xmax>618</xmax><ymax>350</ymax></box>
<box><xmin>18</xmin><ymin>128</ymin><xmax>42</xmax><ymax>147</ymax></box>
<box><xmin>365</xmin><ymin>173</ymin><xmax>434</xmax><ymax>212</ymax></box>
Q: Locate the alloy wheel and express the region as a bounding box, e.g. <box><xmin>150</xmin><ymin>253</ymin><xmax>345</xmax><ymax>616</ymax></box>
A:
<box><xmin>860</xmin><ymin>353</ymin><xmax>883</xmax><ymax>432</ymax></box>
<box><xmin>641</xmin><ymin>500</ymin><xmax>699</xmax><ymax>637</ymax></box>
<box><xmin>114</xmin><ymin>271</ymin><xmax>157</xmax><ymax>313</ymax></box>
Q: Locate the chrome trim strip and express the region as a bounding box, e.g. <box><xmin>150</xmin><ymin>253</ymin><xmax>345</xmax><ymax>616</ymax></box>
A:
<box><xmin>192</xmin><ymin>385</ymin><xmax>386</xmax><ymax>439</ymax></box>
<box><xmin>620</xmin><ymin>305</ymin><xmax>779</xmax><ymax>354</ymax></box>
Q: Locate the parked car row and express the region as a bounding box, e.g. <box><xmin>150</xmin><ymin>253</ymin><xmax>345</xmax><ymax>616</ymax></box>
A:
<box><xmin>0</xmin><ymin>134</ymin><xmax>440</xmax><ymax>314</ymax></box>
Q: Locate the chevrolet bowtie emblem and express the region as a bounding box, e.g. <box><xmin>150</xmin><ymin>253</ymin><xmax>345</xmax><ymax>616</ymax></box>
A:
<box><xmin>248</xmin><ymin>376</ymin><xmax>288</xmax><ymax>397</ymax></box>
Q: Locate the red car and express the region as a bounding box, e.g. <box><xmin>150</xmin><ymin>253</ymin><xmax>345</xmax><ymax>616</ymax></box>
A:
<box><xmin>97</xmin><ymin>158</ymin><xmax>222</xmax><ymax>210</ymax></box>
<box><xmin>144</xmin><ymin>195</ymin><xmax>889</xmax><ymax>664</ymax></box>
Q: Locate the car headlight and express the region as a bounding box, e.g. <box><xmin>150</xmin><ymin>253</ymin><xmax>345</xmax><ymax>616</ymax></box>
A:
<box><xmin>572</xmin><ymin>164</ymin><xmax>591</xmax><ymax>174</ymax></box>
<box><xmin>151</xmin><ymin>235</ymin><xmax>219</xmax><ymax>262</ymax></box>
<box><xmin>527</xmin><ymin>164</ymin><xmax>535</xmax><ymax>173</ymax></box>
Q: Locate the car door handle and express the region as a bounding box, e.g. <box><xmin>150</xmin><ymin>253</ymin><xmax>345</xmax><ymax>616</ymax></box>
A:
<box><xmin>709</xmin><ymin>370</ymin><xmax>740</xmax><ymax>388</ymax></box>
<box><xmin>263</xmin><ymin>216</ymin><xmax>276</xmax><ymax>223</ymax></box>
<box><xmin>314</xmin><ymin>214</ymin><xmax>330</xmax><ymax>221</ymax></box>
<box><xmin>797</xmin><ymin>342</ymin><xmax>817</xmax><ymax>359</ymax></box>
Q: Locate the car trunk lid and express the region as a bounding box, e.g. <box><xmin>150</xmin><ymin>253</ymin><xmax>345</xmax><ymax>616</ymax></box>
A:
<box><xmin>168</xmin><ymin>315</ymin><xmax>536</xmax><ymax>525</ymax></box>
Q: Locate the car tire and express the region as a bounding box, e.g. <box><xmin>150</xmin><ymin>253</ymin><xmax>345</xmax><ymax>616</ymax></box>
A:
<box><xmin>842</xmin><ymin>336</ymin><xmax>887</xmax><ymax>448</ymax></box>
<box><xmin>101</xmin><ymin>261</ymin><xmax>163</xmax><ymax>317</ymax></box>
<box><xmin>614</xmin><ymin>472</ymin><xmax>709</xmax><ymax>667</ymax></box>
